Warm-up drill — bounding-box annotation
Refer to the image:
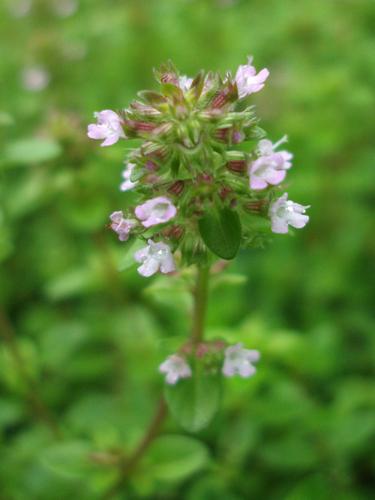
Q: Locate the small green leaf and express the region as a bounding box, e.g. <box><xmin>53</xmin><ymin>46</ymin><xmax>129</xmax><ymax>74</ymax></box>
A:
<box><xmin>161</xmin><ymin>83</ymin><xmax>184</xmax><ymax>101</ymax></box>
<box><xmin>137</xmin><ymin>90</ymin><xmax>166</xmax><ymax>105</ymax></box>
<box><xmin>118</xmin><ymin>238</ymin><xmax>145</xmax><ymax>272</ymax></box>
<box><xmin>199</xmin><ymin>208</ymin><xmax>241</xmax><ymax>260</ymax></box>
<box><xmin>145</xmin><ymin>435</ymin><xmax>209</xmax><ymax>482</ymax></box>
<box><xmin>130</xmin><ymin>164</ymin><xmax>145</xmax><ymax>182</ymax></box>
<box><xmin>4</xmin><ymin>138</ymin><xmax>62</xmax><ymax>165</ymax></box>
<box><xmin>40</xmin><ymin>441</ymin><xmax>93</xmax><ymax>478</ymax></box>
<box><xmin>211</xmin><ymin>272</ymin><xmax>247</xmax><ymax>290</ymax></box>
<box><xmin>165</xmin><ymin>371</ymin><xmax>222</xmax><ymax>432</ymax></box>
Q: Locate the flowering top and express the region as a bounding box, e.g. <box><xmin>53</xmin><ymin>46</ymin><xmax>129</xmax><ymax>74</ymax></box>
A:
<box><xmin>88</xmin><ymin>57</ymin><xmax>310</xmax><ymax>277</ymax></box>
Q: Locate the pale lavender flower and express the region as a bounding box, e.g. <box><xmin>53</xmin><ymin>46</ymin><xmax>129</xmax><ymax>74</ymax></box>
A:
<box><xmin>179</xmin><ymin>75</ymin><xmax>193</xmax><ymax>91</ymax></box>
<box><xmin>21</xmin><ymin>66</ymin><xmax>50</xmax><ymax>92</ymax></box>
<box><xmin>235</xmin><ymin>56</ymin><xmax>269</xmax><ymax>99</ymax></box>
<box><xmin>120</xmin><ymin>162</ymin><xmax>138</xmax><ymax>191</ymax></box>
<box><xmin>109</xmin><ymin>211</ymin><xmax>136</xmax><ymax>241</ymax></box>
<box><xmin>87</xmin><ymin>110</ymin><xmax>125</xmax><ymax>147</ymax></box>
<box><xmin>249</xmin><ymin>136</ymin><xmax>293</xmax><ymax>190</ymax></box>
<box><xmin>223</xmin><ymin>343</ymin><xmax>260</xmax><ymax>378</ymax></box>
<box><xmin>134</xmin><ymin>239</ymin><xmax>176</xmax><ymax>277</ymax></box>
<box><xmin>7</xmin><ymin>0</ymin><xmax>32</xmax><ymax>18</ymax></box>
<box><xmin>52</xmin><ymin>0</ymin><xmax>78</xmax><ymax>17</ymax></box>
<box><xmin>159</xmin><ymin>354</ymin><xmax>192</xmax><ymax>384</ymax></box>
<box><xmin>269</xmin><ymin>193</ymin><xmax>310</xmax><ymax>234</ymax></box>
<box><xmin>135</xmin><ymin>196</ymin><xmax>177</xmax><ymax>228</ymax></box>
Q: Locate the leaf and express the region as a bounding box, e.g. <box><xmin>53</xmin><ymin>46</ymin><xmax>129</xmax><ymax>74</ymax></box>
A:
<box><xmin>0</xmin><ymin>400</ymin><xmax>23</xmax><ymax>429</ymax></box>
<box><xmin>146</xmin><ymin>435</ymin><xmax>209</xmax><ymax>482</ymax></box>
<box><xmin>211</xmin><ymin>273</ymin><xmax>247</xmax><ymax>290</ymax></box>
<box><xmin>198</xmin><ymin>208</ymin><xmax>241</xmax><ymax>260</ymax></box>
<box><xmin>189</xmin><ymin>70</ymin><xmax>205</xmax><ymax>100</ymax></box>
<box><xmin>118</xmin><ymin>238</ymin><xmax>145</xmax><ymax>272</ymax></box>
<box><xmin>129</xmin><ymin>163</ymin><xmax>145</xmax><ymax>182</ymax></box>
<box><xmin>4</xmin><ymin>138</ymin><xmax>62</xmax><ymax>165</ymax></box>
<box><xmin>161</xmin><ymin>83</ymin><xmax>184</xmax><ymax>101</ymax></box>
<box><xmin>137</xmin><ymin>90</ymin><xmax>167</xmax><ymax>105</ymax></box>
<box><xmin>165</xmin><ymin>371</ymin><xmax>222</xmax><ymax>432</ymax></box>
<box><xmin>40</xmin><ymin>441</ymin><xmax>93</xmax><ymax>478</ymax></box>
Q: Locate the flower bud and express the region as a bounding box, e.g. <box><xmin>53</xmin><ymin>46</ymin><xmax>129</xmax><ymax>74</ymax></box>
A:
<box><xmin>168</xmin><ymin>180</ymin><xmax>185</xmax><ymax>196</ymax></box>
<box><xmin>227</xmin><ymin>160</ymin><xmax>247</xmax><ymax>174</ymax></box>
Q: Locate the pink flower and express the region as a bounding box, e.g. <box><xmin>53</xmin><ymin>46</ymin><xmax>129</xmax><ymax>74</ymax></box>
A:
<box><xmin>159</xmin><ymin>354</ymin><xmax>192</xmax><ymax>384</ymax></box>
<box><xmin>235</xmin><ymin>56</ymin><xmax>269</xmax><ymax>99</ymax></box>
<box><xmin>134</xmin><ymin>239</ymin><xmax>176</xmax><ymax>277</ymax></box>
<box><xmin>87</xmin><ymin>110</ymin><xmax>125</xmax><ymax>147</ymax></box>
<box><xmin>269</xmin><ymin>193</ymin><xmax>310</xmax><ymax>234</ymax></box>
<box><xmin>135</xmin><ymin>196</ymin><xmax>177</xmax><ymax>228</ymax></box>
<box><xmin>109</xmin><ymin>211</ymin><xmax>136</xmax><ymax>241</ymax></box>
<box><xmin>223</xmin><ymin>343</ymin><xmax>260</xmax><ymax>378</ymax></box>
<box><xmin>249</xmin><ymin>136</ymin><xmax>293</xmax><ymax>190</ymax></box>
<box><xmin>120</xmin><ymin>162</ymin><xmax>138</xmax><ymax>191</ymax></box>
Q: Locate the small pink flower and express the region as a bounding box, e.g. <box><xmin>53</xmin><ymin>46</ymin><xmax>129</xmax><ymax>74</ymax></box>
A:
<box><xmin>120</xmin><ymin>162</ymin><xmax>138</xmax><ymax>191</ymax></box>
<box><xmin>269</xmin><ymin>193</ymin><xmax>310</xmax><ymax>234</ymax></box>
<box><xmin>235</xmin><ymin>56</ymin><xmax>269</xmax><ymax>99</ymax></box>
<box><xmin>109</xmin><ymin>211</ymin><xmax>136</xmax><ymax>241</ymax></box>
<box><xmin>135</xmin><ymin>196</ymin><xmax>177</xmax><ymax>228</ymax></box>
<box><xmin>159</xmin><ymin>354</ymin><xmax>192</xmax><ymax>384</ymax></box>
<box><xmin>249</xmin><ymin>136</ymin><xmax>293</xmax><ymax>190</ymax></box>
<box><xmin>223</xmin><ymin>343</ymin><xmax>260</xmax><ymax>378</ymax></box>
<box><xmin>134</xmin><ymin>239</ymin><xmax>176</xmax><ymax>277</ymax></box>
<box><xmin>87</xmin><ymin>110</ymin><xmax>125</xmax><ymax>147</ymax></box>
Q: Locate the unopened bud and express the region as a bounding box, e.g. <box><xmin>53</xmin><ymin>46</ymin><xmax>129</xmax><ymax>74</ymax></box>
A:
<box><xmin>168</xmin><ymin>180</ymin><xmax>185</xmax><ymax>196</ymax></box>
<box><xmin>227</xmin><ymin>160</ymin><xmax>247</xmax><ymax>174</ymax></box>
<box><xmin>245</xmin><ymin>199</ymin><xmax>267</xmax><ymax>213</ymax></box>
<box><xmin>210</xmin><ymin>82</ymin><xmax>237</xmax><ymax>109</ymax></box>
<box><xmin>163</xmin><ymin>225</ymin><xmax>185</xmax><ymax>240</ymax></box>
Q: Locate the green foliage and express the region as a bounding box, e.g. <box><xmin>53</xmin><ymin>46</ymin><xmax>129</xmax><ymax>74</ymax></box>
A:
<box><xmin>144</xmin><ymin>434</ymin><xmax>209</xmax><ymax>482</ymax></box>
<box><xmin>165</xmin><ymin>370</ymin><xmax>222</xmax><ymax>432</ymax></box>
<box><xmin>0</xmin><ymin>0</ymin><xmax>374</xmax><ymax>498</ymax></box>
<box><xmin>3</xmin><ymin>138</ymin><xmax>62</xmax><ymax>166</ymax></box>
<box><xmin>199</xmin><ymin>208</ymin><xmax>241</xmax><ymax>260</ymax></box>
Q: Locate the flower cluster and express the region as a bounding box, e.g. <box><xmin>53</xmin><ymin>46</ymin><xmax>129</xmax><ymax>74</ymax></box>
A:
<box><xmin>159</xmin><ymin>343</ymin><xmax>260</xmax><ymax>385</ymax></box>
<box><xmin>88</xmin><ymin>57</ymin><xmax>310</xmax><ymax>277</ymax></box>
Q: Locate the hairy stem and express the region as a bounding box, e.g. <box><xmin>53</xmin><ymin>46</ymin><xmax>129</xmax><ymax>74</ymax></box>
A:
<box><xmin>0</xmin><ymin>308</ymin><xmax>61</xmax><ymax>438</ymax></box>
<box><xmin>191</xmin><ymin>265</ymin><xmax>210</xmax><ymax>345</ymax></box>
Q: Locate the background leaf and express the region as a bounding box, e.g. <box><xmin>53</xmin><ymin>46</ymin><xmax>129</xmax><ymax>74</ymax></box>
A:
<box><xmin>145</xmin><ymin>434</ymin><xmax>209</xmax><ymax>482</ymax></box>
<box><xmin>4</xmin><ymin>138</ymin><xmax>62</xmax><ymax>165</ymax></box>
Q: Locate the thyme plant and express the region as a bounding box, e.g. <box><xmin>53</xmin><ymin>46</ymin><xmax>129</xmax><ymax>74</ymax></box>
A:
<box><xmin>88</xmin><ymin>55</ymin><xmax>309</xmax><ymax>464</ymax></box>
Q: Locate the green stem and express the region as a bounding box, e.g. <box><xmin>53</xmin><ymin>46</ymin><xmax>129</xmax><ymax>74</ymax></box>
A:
<box><xmin>191</xmin><ymin>265</ymin><xmax>210</xmax><ymax>345</ymax></box>
<box><xmin>102</xmin><ymin>265</ymin><xmax>210</xmax><ymax>498</ymax></box>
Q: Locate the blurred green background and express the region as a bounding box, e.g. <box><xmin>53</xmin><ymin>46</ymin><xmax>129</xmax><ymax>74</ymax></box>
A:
<box><xmin>0</xmin><ymin>0</ymin><xmax>374</xmax><ymax>498</ymax></box>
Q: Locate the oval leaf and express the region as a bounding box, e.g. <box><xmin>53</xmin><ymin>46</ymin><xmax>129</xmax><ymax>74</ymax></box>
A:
<box><xmin>164</xmin><ymin>371</ymin><xmax>222</xmax><ymax>432</ymax></box>
<box><xmin>4</xmin><ymin>138</ymin><xmax>62</xmax><ymax>165</ymax></box>
<box><xmin>40</xmin><ymin>441</ymin><xmax>93</xmax><ymax>478</ymax></box>
<box><xmin>198</xmin><ymin>208</ymin><xmax>241</xmax><ymax>260</ymax></box>
<box><xmin>145</xmin><ymin>434</ymin><xmax>209</xmax><ymax>482</ymax></box>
